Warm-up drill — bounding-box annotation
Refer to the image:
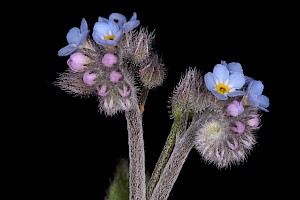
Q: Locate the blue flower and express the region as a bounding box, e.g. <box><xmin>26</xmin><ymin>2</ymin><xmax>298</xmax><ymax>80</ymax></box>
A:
<box><xmin>101</xmin><ymin>12</ymin><xmax>140</xmax><ymax>33</ymax></box>
<box><xmin>58</xmin><ymin>18</ymin><xmax>90</xmax><ymax>57</ymax></box>
<box><xmin>221</xmin><ymin>60</ymin><xmax>253</xmax><ymax>84</ymax></box>
<box><xmin>92</xmin><ymin>19</ymin><xmax>123</xmax><ymax>46</ymax></box>
<box><xmin>204</xmin><ymin>64</ymin><xmax>246</xmax><ymax>100</ymax></box>
<box><xmin>243</xmin><ymin>80</ymin><xmax>270</xmax><ymax>112</ymax></box>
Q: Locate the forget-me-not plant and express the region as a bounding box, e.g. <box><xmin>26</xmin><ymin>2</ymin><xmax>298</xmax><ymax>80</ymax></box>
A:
<box><xmin>55</xmin><ymin>11</ymin><xmax>270</xmax><ymax>200</ymax></box>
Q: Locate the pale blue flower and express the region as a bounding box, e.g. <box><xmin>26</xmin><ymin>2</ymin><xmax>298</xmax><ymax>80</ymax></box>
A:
<box><xmin>101</xmin><ymin>12</ymin><xmax>140</xmax><ymax>33</ymax></box>
<box><xmin>58</xmin><ymin>18</ymin><xmax>90</xmax><ymax>56</ymax></box>
<box><xmin>221</xmin><ymin>60</ymin><xmax>253</xmax><ymax>84</ymax></box>
<box><xmin>92</xmin><ymin>20</ymin><xmax>123</xmax><ymax>46</ymax></box>
<box><xmin>204</xmin><ymin>64</ymin><xmax>246</xmax><ymax>100</ymax></box>
<box><xmin>244</xmin><ymin>80</ymin><xmax>270</xmax><ymax>112</ymax></box>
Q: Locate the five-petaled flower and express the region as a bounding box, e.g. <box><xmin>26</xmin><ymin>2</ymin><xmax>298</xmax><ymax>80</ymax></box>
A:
<box><xmin>204</xmin><ymin>64</ymin><xmax>246</xmax><ymax>100</ymax></box>
<box><xmin>58</xmin><ymin>18</ymin><xmax>90</xmax><ymax>56</ymax></box>
<box><xmin>243</xmin><ymin>80</ymin><xmax>270</xmax><ymax>112</ymax></box>
<box><xmin>92</xmin><ymin>19</ymin><xmax>123</xmax><ymax>46</ymax></box>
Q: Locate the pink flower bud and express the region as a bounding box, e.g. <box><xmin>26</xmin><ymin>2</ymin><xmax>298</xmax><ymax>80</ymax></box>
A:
<box><xmin>97</xmin><ymin>85</ymin><xmax>109</xmax><ymax>97</ymax></box>
<box><xmin>102</xmin><ymin>53</ymin><xmax>117</xmax><ymax>67</ymax></box>
<box><xmin>83</xmin><ymin>71</ymin><xmax>97</xmax><ymax>85</ymax></box>
<box><xmin>109</xmin><ymin>71</ymin><xmax>122</xmax><ymax>83</ymax></box>
<box><xmin>67</xmin><ymin>52</ymin><xmax>89</xmax><ymax>72</ymax></box>
<box><xmin>231</xmin><ymin>121</ymin><xmax>245</xmax><ymax>134</ymax></box>
<box><xmin>247</xmin><ymin>116</ymin><xmax>260</xmax><ymax>127</ymax></box>
<box><xmin>226</xmin><ymin>100</ymin><xmax>244</xmax><ymax>117</ymax></box>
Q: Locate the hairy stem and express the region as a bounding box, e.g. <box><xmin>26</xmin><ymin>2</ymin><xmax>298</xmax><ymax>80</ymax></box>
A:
<box><xmin>125</xmin><ymin>105</ymin><xmax>146</xmax><ymax>200</ymax></box>
<box><xmin>146</xmin><ymin>112</ymin><xmax>189</xmax><ymax>200</ymax></box>
<box><xmin>149</xmin><ymin>116</ymin><xmax>204</xmax><ymax>200</ymax></box>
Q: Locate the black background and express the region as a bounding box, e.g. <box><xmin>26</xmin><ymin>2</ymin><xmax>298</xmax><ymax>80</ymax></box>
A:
<box><xmin>13</xmin><ymin>0</ymin><xmax>296</xmax><ymax>199</ymax></box>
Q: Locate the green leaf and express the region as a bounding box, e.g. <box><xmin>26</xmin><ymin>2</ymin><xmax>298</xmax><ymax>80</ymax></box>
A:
<box><xmin>106</xmin><ymin>158</ymin><xmax>130</xmax><ymax>200</ymax></box>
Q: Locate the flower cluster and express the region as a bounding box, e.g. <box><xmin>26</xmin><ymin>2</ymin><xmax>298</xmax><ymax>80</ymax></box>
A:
<box><xmin>55</xmin><ymin>12</ymin><xmax>165</xmax><ymax>116</ymax></box>
<box><xmin>192</xmin><ymin>61</ymin><xmax>270</xmax><ymax>169</ymax></box>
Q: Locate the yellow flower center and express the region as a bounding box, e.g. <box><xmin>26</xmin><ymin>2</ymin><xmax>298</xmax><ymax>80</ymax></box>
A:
<box><xmin>104</xmin><ymin>35</ymin><xmax>115</xmax><ymax>40</ymax></box>
<box><xmin>216</xmin><ymin>83</ymin><xmax>230</xmax><ymax>95</ymax></box>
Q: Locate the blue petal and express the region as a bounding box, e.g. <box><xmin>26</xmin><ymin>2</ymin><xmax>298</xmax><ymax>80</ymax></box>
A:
<box><xmin>204</xmin><ymin>72</ymin><xmax>216</xmax><ymax>91</ymax></box>
<box><xmin>211</xmin><ymin>90</ymin><xmax>228</xmax><ymax>100</ymax></box>
<box><xmin>245</xmin><ymin>76</ymin><xmax>254</xmax><ymax>85</ymax></box>
<box><xmin>95</xmin><ymin>38</ymin><xmax>118</xmax><ymax>46</ymax></box>
<box><xmin>108</xmin><ymin>20</ymin><xmax>120</xmax><ymax>34</ymax></box>
<box><xmin>247</xmin><ymin>93</ymin><xmax>259</xmax><ymax>107</ymax></box>
<box><xmin>66</xmin><ymin>27</ymin><xmax>81</xmax><ymax>44</ymax></box>
<box><xmin>94</xmin><ymin>39</ymin><xmax>116</xmax><ymax>46</ymax></box>
<box><xmin>227</xmin><ymin>62</ymin><xmax>243</xmax><ymax>74</ymax></box>
<box><xmin>78</xmin><ymin>30</ymin><xmax>90</xmax><ymax>46</ymax></box>
<box><xmin>220</xmin><ymin>60</ymin><xmax>227</xmax><ymax>66</ymax></box>
<box><xmin>92</xmin><ymin>29</ymin><xmax>123</xmax><ymax>46</ymax></box>
<box><xmin>123</xmin><ymin>20</ymin><xmax>140</xmax><ymax>32</ymax></box>
<box><xmin>213</xmin><ymin>64</ymin><xmax>229</xmax><ymax>83</ymax></box>
<box><xmin>57</xmin><ymin>44</ymin><xmax>77</xmax><ymax>56</ymax></box>
<box><xmin>228</xmin><ymin>90</ymin><xmax>246</xmax><ymax>97</ymax></box>
<box><xmin>258</xmin><ymin>95</ymin><xmax>270</xmax><ymax>109</ymax></box>
<box><xmin>80</xmin><ymin>18</ymin><xmax>88</xmax><ymax>33</ymax></box>
<box><xmin>109</xmin><ymin>13</ymin><xmax>127</xmax><ymax>27</ymax></box>
<box><xmin>112</xmin><ymin>29</ymin><xmax>123</xmax><ymax>43</ymax></box>
<box><xmin>129</xmin><ymin>12</ymin><xmax>137</xmax><ymax>21</ymax></box>
<box><xmin>259</xmin><ymin>107</ymin><xmax>269</xmax><ymax>112</ymax></box>
<box><xmin>98</xmin><ymin>16</ymin><xmax>109</xmax><ymax>23</ymax></box>
<box><xmin>93</xmin><ymin>21</ymin><xmax>110</xmax><ymax>36</ymax></box>
<box><xmin>228</xmin><ymin>72</ymin><xmax>245</xmax><ymax>89</ymax></box>
<box><xmin>92</xmin><ymin>32</ymin><xmax>104</xmax><ymax>45</ymax></box>
<box><xmin>248</xmin><ymin>80</ymin><xmax>264</xmax><ymax>95</ymax></box>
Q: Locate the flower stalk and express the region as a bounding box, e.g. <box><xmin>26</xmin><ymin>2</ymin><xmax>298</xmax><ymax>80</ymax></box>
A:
<box><xmin>125</xmin><ymin>104</ymin><xmax>146</xmax><ymax>200</ymax></box>
<box><xmin>146</xmin><ymin>109</ymin><xmax>189</xmax><ymax>199</ymax></box>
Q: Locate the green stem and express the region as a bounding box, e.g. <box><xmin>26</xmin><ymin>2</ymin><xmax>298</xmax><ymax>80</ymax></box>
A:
<box><xmin>146</xmin><ymin>111</ymin><xmax>189</xmax><ymax>200</ymax></box>
<box><xmin>149</xmin><ymin>110</ymin><xmax>214</xmax><ymax>200</ymax></box>
<box><xmin>149</xmin><ymin>127</ymin><xmax>196</xmax><ymax>200</ymax></box>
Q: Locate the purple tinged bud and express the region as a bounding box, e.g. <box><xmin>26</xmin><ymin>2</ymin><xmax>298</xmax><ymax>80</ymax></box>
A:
<box><xmin>97</xmin><ymin>85</ymin><xmax>109</xmax><ymax>97</ymax></box>
<box><xmin>67</xmin><ymin>52</ymin><xmax>89</xmax><ymax>72</ymax></box>
<box><xmin>231</xmin><ymin>121</ymin><xmax>246</xmax><ymax>134</ymax></box>
<box><xmin>102</xmin><ymin>53</ymin><xmax>117</xmax><ymax>67</ymax></box>
<box><xmin>247</xmin><ymin>115</ymin><xmax>260</xmax><ymax>127</ymax></box>
<box><xmin>109</xmin><ymin>71</ymin><xmax>122</xmax><ymax>83</ymax></box>
<box><xmin>226</xmin><ymin>100</ymin><xmax>244</xmax><ymax>117</ymax></box>
<box><xmin>83</xmin><ymin>71</ymin><xmax>97</xmax><ymax>85</ymax></box>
